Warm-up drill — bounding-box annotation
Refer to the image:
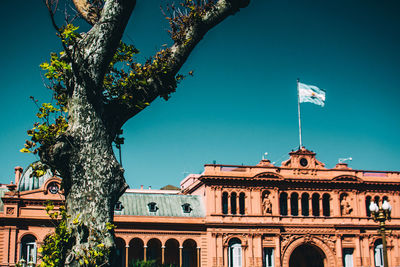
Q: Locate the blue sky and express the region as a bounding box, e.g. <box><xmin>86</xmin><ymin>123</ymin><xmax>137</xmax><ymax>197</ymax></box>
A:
<box><xmin>1</xmin><ymin>0</ymin><xmax>400</xmax><ymax>189</ymax></box>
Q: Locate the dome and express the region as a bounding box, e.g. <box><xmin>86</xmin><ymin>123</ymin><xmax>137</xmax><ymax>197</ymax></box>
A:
<box><xmin>17</xmin><ymin>162</ymin><xmax>53</xmax><ymax>192</ymax></box>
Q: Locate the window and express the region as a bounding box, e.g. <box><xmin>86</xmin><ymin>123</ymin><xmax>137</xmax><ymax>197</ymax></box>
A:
<box><xmin>291</xmin><ymin>193</ymin><xmax>298</xmax><ymax>216</ymax></box>
<box><xmin>312</xmin><ymin>193</ymin><xmax>320</xmax><ymax>216</ymax></box>
<box><xmin>366</xmin><ymin>196</ymin><xmax>372</xmax><ymax>217</ymax></box>
<box><xmin>182</xmin><ymin>203</ymin><xmax>192</xmax><ymax>213</ymax></box>
<box><xmin>148</xmin><ymin>202</ymin><xmax>158</xmax><ymax>212</ymax></box>
<box><xmin>322</xmin><ymin>194</ymin><xmax>330</xmax><ymax>216</ymax></box>
<box><xmin>222</xmin><ymin>192</ymin><xmax>228</xmax><ymax>214</ymax></box>
<box><xmin>239</xmin><ymin>193</ymin><xmax>245</xmax><ymax>215</ymax></box>
<box><xmin>114</xmin><ymin>201</ymin><xmax>124</xmax><ymax>211</ymax></box>
<box><xmin>301</xmin><ymin>193</ymin><xmax>309</xmax><ymax>216</ymax></box>
<box><xmin>343</xmin><ymin>248</ymin><xmax>353</xmax><ymax>267</ymax></box>
<box><xmin>263</xmin><ymin>248</ymin><xmax>274</xmax><ymax>267</ymax></box>
<box><xmin>20</xmin><ymin>235</ymin><xmax>37</xmax><ymax>264</ymax></box>
<box><xmin>231</xmin><ymin>193</ymin><xmax>237</xmax><ymax>215</ymax></box>
<box><xmin>280</xmin><ymin>193</ymin><xmax>288</xmax><ymax>216</ymax></box>
<box><xmin>47</xmin><ymin>182</ymin><xmax>59</xmax><ymax>194</ymax></box>
<box><xmin>228</xmin><ymin>238</ymin><xmax>242</xmax><ymax>267</ymax></box>
<box><xmin>374</xmin><ymin>240</ymin><xmax>384</xmax><ymax>267</ymax></box>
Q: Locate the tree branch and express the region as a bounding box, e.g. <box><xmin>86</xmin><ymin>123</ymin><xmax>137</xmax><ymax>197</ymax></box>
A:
<box><xmin>104</xmin><ymin>0</ymin><xmax>249</xmax><ymax>131</ymax></box>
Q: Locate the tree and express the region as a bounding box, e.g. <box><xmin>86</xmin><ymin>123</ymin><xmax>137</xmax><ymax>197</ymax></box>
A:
<box><xmin>24</xmin><ymin>0</ymin><xmax>249</xmax><ymax>265</ymax></box>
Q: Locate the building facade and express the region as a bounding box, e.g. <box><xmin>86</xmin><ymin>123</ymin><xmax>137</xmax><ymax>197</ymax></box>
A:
<box><xmin>1</xmin><ymin>147</ymin><xmax>400</xmax><ymax>267</ymax></box>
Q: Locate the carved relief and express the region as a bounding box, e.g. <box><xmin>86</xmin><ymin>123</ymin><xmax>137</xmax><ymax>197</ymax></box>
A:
<box><xmin>6</xmin><ymin>207</ymin><xmax>15</xmax><ymax>215</ymax></box>
<box><xmin>340</xmin><ymin>194</ymin><xmax>353</xmax><ymax>215</ymax></box>
<box><xmin>262</xmin><ymin>192</ymin><xmax>272</xmax><ymax>215</ymax></box>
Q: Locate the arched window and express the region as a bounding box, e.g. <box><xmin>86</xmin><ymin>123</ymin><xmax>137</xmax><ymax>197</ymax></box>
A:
<box><xmin>291</xmin><ymin>193</ymin><xmax>299</xmax><ymax>216</ymax></box>
<box><xmin>322</xmin><ymin>194</ymin><xmax>330</xmax><ymax>216</ymax></box>
<box><xmin>280</xmin><ymin>192</ymin><xmax>288</xmax><ymax>216</ymax></box>
<box><xmin>312</xmin><ymin>193</ymin><xmax>320</xmax><ymax>216</ymax></box>
<box><xmin>228</xmin><ymin>238</ymin><xmax>242</xmax><ymax>267</ymax></box>
<box><xmin>231</xmin><ymin>192</ymin><xmax>237</xmax><ymax>215</ymax></box>
<box><xmin>239</xmin><ymin>193</ymin><xmax>245</xmax><ymax>215</ymax></box>
<box><xmin>128</xmin><ymin>238</ymin><xmax>144</xmax><ymax>262</ymax></box>
<box><xmin>374</xmin><ymin>196</ymin><xmax>380</xmax><ymax>205</ymax></box>
<box><xmin>301</xmin><ymin>193</ymin><xmax>309</xmax><ymax>216</ymax></box>
<box><xmin>20</xmin><ymin>235</ymin><xmax>37</xmax><ymax>264</ymax></box>
<box><xmin>366</xmin><ymin>196</ymin><xmax>372</xmax><ymax>217</ymax></box>
<box><xmin>222</xmin><ymin>192</ymin><xmax>228</xmax><ymax>214</ymax></box>
<box><xmin>374</xmin><ymin>239</ymin><xmax>384</xmax><ymax>267</ymax></box>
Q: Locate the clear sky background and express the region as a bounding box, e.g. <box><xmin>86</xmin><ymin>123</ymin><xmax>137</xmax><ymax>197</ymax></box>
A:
<box><xmin>1</xmin><ymin>0</ymin><xmax>400</xmax><ymax>189</ymax></box>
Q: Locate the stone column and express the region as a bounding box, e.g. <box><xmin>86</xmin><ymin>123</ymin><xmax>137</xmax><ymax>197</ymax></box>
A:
<box><xmin>218</xmin><ymin>234</ymin><xmax>224</xmax><ymax>267</ymax></box>
<box><xmin>162</xmin><ymin>245</ymin><xmax>165</xmax><ymax>264</ymax></box>
<box><xmin>355</xmin><ymin>236</ymin><xmax>362</xmax><ymax>266</ymax></box>
<box><xmin>275</xmin><ymin>235</ymin><xmax>281</xmax><ymax>267</ymax></box>
<box><xmin>224</xmin><ymin>245</ymin><xmax>228</xmax><ymax>267</ymax></box>
<box><xmin>236</xmin><ymin>193</ymin><xmax>240</xmax><ymax>215</ymax></box>
<box><xmin>228</xmin><ymin>194</ymin><xmax>231</xmax><ymax>215</ymax></box>
<box><xmin>361</xmin><ymin>235</ymin><xmax>371</xmax><ymax>267</ymax></box>
<box><xmin>241</xmin><ymin>245</ymin><xmax>245</xmax><ymax>267</ymax></box>
<box><xmin>197</xmin><ymin>247</ymin><xmax>201</xmax><ymax>267</ymax></box>
<box><xmin>179</xmin><ymin>246</ymin><xmax>183</xmax><ymax>267</ymax></box>
<box><xmin>10</xmin><ymin>227</ymin><xmax>17</xmax><ymax>265</ymax></box>
<box><xmin>319</xmin><ymin>197</ymin><xmax>323</xmax><ymax>216</ymax></box>
<box><xmin>216</xmin><ymin>189</ymin><xmax>222</xmax><ymax>214</ymax></box>
<box><xmin>287</xmin><ymin>195</ymin><xmax>291</xmax><ymax>216</ymax></box>
<box><xmin>298</xmin><ymin>196</ymin><xmax>302</xmax><ymax>216</ymax></box>
<box><xmin>125</xmin><ymin>245</ymin><xmax>129</xmax><ymax>267</ymax></box>
<box><xmin>308</xmin><ymin>197</ymin><xmax>312</xmax><ymax>216</ymax></box>
<box><xmin>395</xmin><ymin>235</ymin><xmax>400</xmax><ymax>267</ymax></box>
<box><xmin>332</xmin><ymin>190</ymin><xmax>340</xmax><ymax>217</ymax></box>
<box><xmin>248</xmin><ymin>189</ymin><xmax>253</xmax><ymax>215</ymax></box>
<box><xmin>336</xmin><ymin>235</ymin><xmax>343</xmax><ymax>267</ymax></box>
<box><xmin>143</xmin><ymin>245</ymin><xmax>147</xmax><ymax>261</ymax></box>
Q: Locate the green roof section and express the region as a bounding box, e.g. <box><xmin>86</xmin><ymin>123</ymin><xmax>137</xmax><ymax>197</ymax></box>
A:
<box><xmin>0</xmin><ymin>187</ymin><xmax>7</xmax><ymax>212</ymax></box>
<box><xmin>17</xmin><ymin>163</ymin><xmax>53</xmax><ymax>192</ymax></box>
<box><xmin>117</xmin><ymin>193</ymin><xmax>205</xmax><ymax>218</ymax></box>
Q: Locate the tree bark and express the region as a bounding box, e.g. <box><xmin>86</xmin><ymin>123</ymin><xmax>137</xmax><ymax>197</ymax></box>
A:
<box><xmin>61</xmin><ymin>83</ymin><xmax>127</xmax><ymax>266</ymax></box>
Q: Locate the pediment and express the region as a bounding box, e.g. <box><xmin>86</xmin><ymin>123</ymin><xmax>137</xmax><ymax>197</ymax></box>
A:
<box><xmin>253</xmin><ymin>172</ymin><xmax>284</xmax><ymax>180</ymax></box>
<box><xmin>332</xmin><ymin>175</ymin><xmax>363</xmax><ymax>183</ymax></box>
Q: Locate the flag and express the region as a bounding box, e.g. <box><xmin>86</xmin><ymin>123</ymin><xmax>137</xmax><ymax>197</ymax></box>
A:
<box><xmin>298</xmin><ymin>82</ymin><xmax>326</xmax><ymax>107</ymax></box>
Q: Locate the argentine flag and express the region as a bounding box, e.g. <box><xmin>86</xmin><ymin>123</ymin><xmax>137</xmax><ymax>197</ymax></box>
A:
<box><xmin>298</xmin><ymin>82</ymin><xmax>326</xmax><ymax>107</ymax></box>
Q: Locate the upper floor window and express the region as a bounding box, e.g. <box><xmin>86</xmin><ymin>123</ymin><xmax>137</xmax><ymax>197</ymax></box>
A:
<box><xmin>114</xmin><ymin>201</ymin><xmax>124</xmax><ymax>211</ymax></box>
<box><xmin>280</xmin><ymin>192</ymin><xmax>288</xmax><ymax>216</ymax></box>
<box><xmin>148</xmin><ymin>202</ymin><xmax>158</xmax><ymax>212</ymax></box>
<box><xmin>231</xmin><ymin>192</ymin><xmax>237</xmax><ymax>215</ymax></box>
<box><xmin>322</xmin><ymin>194</ymin><xmax>330</xmax><ymax>216</ymax></box>
<box><xmin>291</xmin><ymin>193</ymin><xmax>299</xmax><ymax>216</ymax></box>
<box><xmin>312</xmin><ymin>193</ymin><xmax>320</xmax><ymax>216</ymax></box>
<box><xmin>301</xmin><ymin>193</ymin><xmax>309</xmax><ymax>216</ymax></box>
<box><xmin>182</xmin><ymin>203</ymin><xmax>192</xmax><ymax>213</ymax></box>
<box><xmin>222</xmin><ymin>192</ymin><xmax>228</xmax><ymax>214</ymax></box>
<box><xmin>239</xmin><ymin>193</ymin><xmax>245</xmax><ymax>215</ymax></box>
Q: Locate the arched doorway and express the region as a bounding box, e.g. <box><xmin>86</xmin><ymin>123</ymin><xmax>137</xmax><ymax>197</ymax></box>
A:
<box><xmin>115</xmin><ymin>238</ymin><xmax>125</xmax><ymax>267</ymax></box>
<box><xmin>165</xmin><ymin>239</ymin><xmax>180</xmax><ymax>265</ymax></box>
<box><xmin>289</xmin><ymin>244</ymin><xmax>325</xmax><ymax>267</ymax></box>
<box><xmin>147</xmin><ymin>238</ymin><xmax>162</xmax><ymax>264</ymax></box>
<box><xmin>182</xmin><ymin>239</ymin><xmax>197</xmax><ymax>267</ymax></box>
<box><xmin>128</xmin><ymin>238</ymin><xmax>144</xmax><ymax>263</ymax></box>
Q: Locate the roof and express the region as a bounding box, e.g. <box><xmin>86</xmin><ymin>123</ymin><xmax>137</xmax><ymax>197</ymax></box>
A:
<box><xmin>17</xmin><ymin>163</ymin><xmax>53</xmax><ymax>192</ymax></box>
<box><xmin>116</xmin><ymin>192</ymin><xmax>205</xmax><ymax>217</ymax></box>
<box><xmin>0</xmin><ymin>187</ymin><xmax>7</xmax><ymax>212</ymax></box>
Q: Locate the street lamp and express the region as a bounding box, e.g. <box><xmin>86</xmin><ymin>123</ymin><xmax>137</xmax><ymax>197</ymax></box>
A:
<box><xmin>369</xmin><ymin>200</ymin><xmax>392</xmax><ymax>267</ymax></box>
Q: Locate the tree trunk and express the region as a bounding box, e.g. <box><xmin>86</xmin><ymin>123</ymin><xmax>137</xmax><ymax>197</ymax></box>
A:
<box><xmin>62</xmin><ymin>84</ymin><xmax>127</xmax><ymax>266</ymax></box>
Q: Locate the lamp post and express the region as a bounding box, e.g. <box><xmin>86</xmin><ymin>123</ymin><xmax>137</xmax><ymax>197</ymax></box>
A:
<box><xmin>369</xmin><ymin>200</ymin><xmax>392</xmax><ymax>267</ymax></box>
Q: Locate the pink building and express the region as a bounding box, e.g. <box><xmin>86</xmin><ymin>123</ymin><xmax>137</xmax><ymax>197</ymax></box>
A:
<box><xmin>1</xmin><ymin>147</ymin><xmax>400</xmax><ymax>267</ymax></box>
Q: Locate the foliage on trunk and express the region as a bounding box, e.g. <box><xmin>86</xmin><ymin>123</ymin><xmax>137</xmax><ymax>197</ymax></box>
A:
<box><xmin>21</xmin><ymin>0</ymin><xmax>250</xmax><ymax>266</ymax></box>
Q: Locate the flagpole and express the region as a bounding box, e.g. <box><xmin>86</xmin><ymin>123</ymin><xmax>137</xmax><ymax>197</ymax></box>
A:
<box><xmin>297</xmin><ymin>78</ymin><xmax>303</xmax><ymax>148</ymax></box>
